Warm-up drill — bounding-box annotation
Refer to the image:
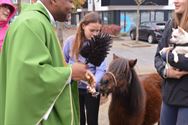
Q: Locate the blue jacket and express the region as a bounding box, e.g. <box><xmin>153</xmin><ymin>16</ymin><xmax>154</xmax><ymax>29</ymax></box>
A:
<box><xmin>63</xmin><ymin>35</ymin><xmax>107</xmax><ymax>90</ymax></box>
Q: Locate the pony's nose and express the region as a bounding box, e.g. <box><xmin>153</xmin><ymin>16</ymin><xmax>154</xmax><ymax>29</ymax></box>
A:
<box><xmin>99</xmin><ymin>85</ymin><xmax>104</xmax><ymax>92</ymax></box>
<box><xmin>100</xmin><ymin>79</ymin><xmax>109</xmax><ymax>84</ymax></box>
<box><xmin>99</xmin><ymin>85</ymin><xmax>109</xmax><ymax>97</ymax></box>
<box><xmin>99</xmin><ymin>84</ymin><xmax>106</xmax><ymax>93</ymax></box>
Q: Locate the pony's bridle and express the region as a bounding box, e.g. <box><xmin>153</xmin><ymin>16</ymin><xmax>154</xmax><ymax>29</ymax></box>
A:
<box><xmin>106</xmin><ymin>70</ymin><xmax>133</xmax><ymax>86</ymax></box>
<box><xmin>128</xmin><ymin>70</ymin><xmax>133</xmax><ymax>85</ymax></box>
<box><xmin>105</xmin><ymin>72</ymin><xmax>117</xmax><ymax>86</ymax></box>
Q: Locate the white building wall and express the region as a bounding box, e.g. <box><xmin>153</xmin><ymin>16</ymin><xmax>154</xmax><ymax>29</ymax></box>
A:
<box><xmin>91</xmin><ymin>0</ymin><xmax>175</xmax><ymax>11</ymax></box>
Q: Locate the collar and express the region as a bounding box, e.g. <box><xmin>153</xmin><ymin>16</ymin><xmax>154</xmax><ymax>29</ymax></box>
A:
<box><xmin>37</xmin><ymin>0</ymin><xmax>56</xmax><ymax>27</ymax></box>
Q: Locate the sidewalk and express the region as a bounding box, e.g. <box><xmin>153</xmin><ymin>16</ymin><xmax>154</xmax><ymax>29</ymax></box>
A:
<box><xmin>114</xmin><ymin>36</ymin><xmax>151</xmax><ymax>48</ymax></box>
<box><xmin>108</xmin><ymin>36</ymin><xmax>157</xmax><ymax>74</ymax></box>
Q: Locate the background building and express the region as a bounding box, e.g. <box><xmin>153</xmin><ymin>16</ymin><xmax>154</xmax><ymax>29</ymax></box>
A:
<box><xmin>71</xmin><ymin>0</ymin><xmax>174</xmax><ymax>33</ymax></box>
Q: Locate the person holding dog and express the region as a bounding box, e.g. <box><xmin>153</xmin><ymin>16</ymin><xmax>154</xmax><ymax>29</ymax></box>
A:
<box><xmin>154</xmin><ymin>0</ymin><xmax>188</xmax><ymax>124</ymax></box>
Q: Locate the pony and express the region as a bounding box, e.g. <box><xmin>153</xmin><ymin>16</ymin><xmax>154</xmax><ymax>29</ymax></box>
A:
<box><xmin>99</xmin><ymin>54</ymin><xmax>162</xmax><ymax>125</ymax></box>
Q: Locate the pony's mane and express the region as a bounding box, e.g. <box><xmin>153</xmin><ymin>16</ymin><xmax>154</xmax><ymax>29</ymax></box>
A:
<box><xmin>108</xmin><ymin>57</ymin><xmax>146</xmax><ymax>115</ymax></box>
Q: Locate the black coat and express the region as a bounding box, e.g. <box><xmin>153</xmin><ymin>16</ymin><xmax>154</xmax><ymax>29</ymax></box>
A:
<box><xmin>154</xmin><ymin>19</ymin><xmax>188</xmax><ymax>106</ymax></box>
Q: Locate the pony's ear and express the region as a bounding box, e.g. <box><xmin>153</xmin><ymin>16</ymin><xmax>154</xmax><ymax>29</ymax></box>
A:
<box><xmin>113</xmin><ymin>54</ymin><xmax>119</xmax><ymax>60</ymax></box>
<box><xmin>129</xmin><ymin>59</ymin><xmax>137</xmax><ymax>68</ymax></box>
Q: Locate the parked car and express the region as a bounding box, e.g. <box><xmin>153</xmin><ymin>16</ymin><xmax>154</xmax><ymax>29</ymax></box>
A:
<box><xmin>130</xmin><ymin>21</ymin><xmax>166</xmax><ymax>43</ymax></box>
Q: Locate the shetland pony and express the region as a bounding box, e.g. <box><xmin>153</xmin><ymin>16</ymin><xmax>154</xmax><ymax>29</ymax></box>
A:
<box><xmin>100</xmin><ymin>54</ymin><xmax>162</xmax><ymax>125</ymax></box>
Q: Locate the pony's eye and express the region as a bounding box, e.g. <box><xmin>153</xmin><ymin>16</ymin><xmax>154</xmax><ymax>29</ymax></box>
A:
<box><xmin>103</xmin><ymin>79</ymin><xmax>109</xmax><ymax>84</ymax></box>
<box><xmin>101</xmin><ymin>79</ymin><xmax>109</xmax><ymax>84</ymax></box>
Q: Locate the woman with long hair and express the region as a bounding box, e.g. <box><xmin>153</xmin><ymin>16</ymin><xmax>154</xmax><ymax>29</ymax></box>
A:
<box><xmin>154</xmin><ymin>0</ymin><xmax>188</xmax><ymax>124</ymax></box>
<box><xmin>63</xmin><ymin>12</ymin><xmax>106</xmax><ymax>125</ymax></box>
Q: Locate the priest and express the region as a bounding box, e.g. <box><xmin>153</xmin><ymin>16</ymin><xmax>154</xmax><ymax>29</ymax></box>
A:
<box><xmin>0</xmin><ymin>0</ymin><xmax>96</xmax><ymax>125</ymax></box>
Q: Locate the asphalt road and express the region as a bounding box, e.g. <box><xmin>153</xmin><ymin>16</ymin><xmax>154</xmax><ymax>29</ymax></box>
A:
<box><xmin>106</xmin><ymin>37</ymin><xmax>158</xmax><ymax>74</ymax></box>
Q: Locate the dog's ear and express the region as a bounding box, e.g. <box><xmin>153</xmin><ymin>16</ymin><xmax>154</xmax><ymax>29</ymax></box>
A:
<box><xmin>178</xmin><ymin>26</ymin><xmax>185</xmax><ymax>35</ymax></box>
<box><xmin>129</xmin><ymin>59</ymin><xmax>137</xmax><ymax>68</ymax></box>
<box><xmin>172</xmin><ymin>28</ymin><xmax>176</xmax><ymax>32</ymax></box>
<box><xmin>113</xmin><ymin>54</ymin><xmax>119</xmax><ymax>60</ymax></box>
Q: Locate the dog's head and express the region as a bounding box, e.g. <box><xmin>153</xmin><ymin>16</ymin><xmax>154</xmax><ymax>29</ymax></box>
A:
<box><xmin>170</xmin><ymin>26</ymin><xmax>188</xmax><ymax>45</ymax></box>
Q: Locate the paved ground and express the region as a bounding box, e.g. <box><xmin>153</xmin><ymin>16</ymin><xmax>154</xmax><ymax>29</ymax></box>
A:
<box><xmin>63</xmin><ymin>28</ymin><xmax>158</xmax><ymax>125</ymax></box>
<box><xmin>107</xmin><ymin>36</ymin><xmax>157</xmax><ymax>74</ymax></box>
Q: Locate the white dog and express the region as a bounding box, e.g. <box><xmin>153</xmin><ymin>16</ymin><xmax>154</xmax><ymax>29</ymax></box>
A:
<box><xmin>170</xmin><ymin>27</ymin><xmax>188</xmax><ymax>62</ymax></box>
<box><xmin>160</xmin><ymin>27</ymin><xmax>188</xmax><ymax>63</ymax></box>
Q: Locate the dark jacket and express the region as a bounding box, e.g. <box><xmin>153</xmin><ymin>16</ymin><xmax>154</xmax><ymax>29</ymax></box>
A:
<box><xmin>154</xmin><ymin>19</ymin><xmax>188</xmax><ymax>106</ymax></box>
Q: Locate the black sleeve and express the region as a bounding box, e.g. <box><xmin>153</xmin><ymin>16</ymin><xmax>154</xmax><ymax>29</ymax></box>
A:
<box><xmin>154</xmin><ymin>20</ymin><xmax>172</xmax><ymax>78</ymax></box>
<box><xmin>167</xmin><ymin>52</ymin><xmax>188</xmax><ymax>71</ymax></box>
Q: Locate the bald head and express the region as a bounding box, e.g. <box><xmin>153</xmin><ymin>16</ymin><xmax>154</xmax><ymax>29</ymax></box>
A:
<box><xmin>41</xmin><ymin>0</ymin><xmax>74</xmax><ymax>22</ymax></box>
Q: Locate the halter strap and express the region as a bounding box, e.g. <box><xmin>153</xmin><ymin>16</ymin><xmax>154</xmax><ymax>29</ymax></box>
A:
<box><xmin>128</xmin><ymin>70</ymin><xmax>132</xmax><ymax>85</ymax></box>
<box><xmin>106</xmin><ymin>72</ymin><xmax>117</xmax><ymax>86</ymax></box>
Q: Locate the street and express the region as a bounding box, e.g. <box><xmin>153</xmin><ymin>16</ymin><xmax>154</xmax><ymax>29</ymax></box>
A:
<box><xmin>107</xmin><ymin>37</ymin><xmax>158</xmax><ymax>74</ymax></box>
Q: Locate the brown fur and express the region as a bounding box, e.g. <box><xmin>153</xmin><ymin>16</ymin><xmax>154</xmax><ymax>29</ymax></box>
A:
<box><xmin>100</xmin><ymin>54</ymin><xmax>162</xmax><ymax>125</ymax></box>
<box><xmin>139</xmin><ymin>73</ymin><xmax>162</xmax><ymax>125</ymax></box>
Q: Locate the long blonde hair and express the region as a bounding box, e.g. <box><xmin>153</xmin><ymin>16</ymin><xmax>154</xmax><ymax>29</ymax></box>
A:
<box><xmin>173</xmin><ymin>0</ymin><xmax>188</xmax><ymax>31</ymax></box>
<box><xmin>71</xmin><ymin>12</ymin><xmax>101</xmax><ymax>60</ymax></box>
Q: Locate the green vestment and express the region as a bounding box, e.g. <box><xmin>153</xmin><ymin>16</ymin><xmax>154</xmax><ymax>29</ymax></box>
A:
<box><xmin>0</xmin><ymin>3</ymin><xmax>79</xmax><ymax>125</ymax></box>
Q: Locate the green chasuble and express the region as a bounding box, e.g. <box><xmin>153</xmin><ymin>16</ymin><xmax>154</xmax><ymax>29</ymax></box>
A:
<box><xmin>0</xmin><ymin>3</ymin><xmax>79</xmax><ymax>125</ymax></box>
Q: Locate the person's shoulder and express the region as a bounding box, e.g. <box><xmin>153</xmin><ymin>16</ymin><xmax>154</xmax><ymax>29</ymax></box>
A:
<box><xmin>64</xmin><ymin>35</ymin><xmax>76</xmax><ymax>44</ymax></box>
<box><xmin>18</xmin><ymin>4</ymin><xmax>48</xmax><ymax>23</ymax></box>
<box><xmin>165</xmin><ymin>19</ymin><xmax>173</xmax><ymax>27</ymax></box>
<box><xmin>15</xmin><ymin>11</ymin><xmax>42</xmax><ymax>25</ymax></box>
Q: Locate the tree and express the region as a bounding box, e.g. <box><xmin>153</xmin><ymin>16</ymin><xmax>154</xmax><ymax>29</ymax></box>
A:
<box><xmin>134</xmin><ymin>0</ymin><xmax>145</xmax><ymax>42</ymax></box>
<box><xmin>92</xmin><ymin>0</ymin><xmax>95</xmax><ymax>11</ymax></box>
<box><xmin>73</xmin><ymin>0</ymin><xmax>86</xmax><ymax>11</ymax></box>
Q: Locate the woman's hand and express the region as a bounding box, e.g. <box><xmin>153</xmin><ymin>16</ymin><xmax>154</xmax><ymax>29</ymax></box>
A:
<box><xmin>159</xmin><ymin>47</ymin><xmax>173</xmax><ymax>55</ymax></box>
<box><xmin>166</xmin><ymin>66</ymin><xmax>188</xmax><ymax>79</ymax></box>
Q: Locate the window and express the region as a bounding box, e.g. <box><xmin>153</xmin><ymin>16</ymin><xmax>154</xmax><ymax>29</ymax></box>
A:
<box><xmin>141</xmin><ymin>11</ymin><xmax>150</xmax><ymax>22</ymax></box>
<box><xmin>156</xmin><ymin>11</ymin><xmax>164</xmax><ymax>21</ymax></box>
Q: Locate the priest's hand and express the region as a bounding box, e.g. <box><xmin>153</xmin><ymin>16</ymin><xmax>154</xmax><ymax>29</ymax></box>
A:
<box><xmin>71</xmin><ymin>62</ymin><xmax>88</xmax><ymax>81</ymax></box>
<box><xmin>84</xmin><ymin>70</ymin><xmax>96</xmax><ymax>87</ymax></box>
<box><xmin>71</xmin><ymin>63</ymin><xmax>96</xmax><ymax>86</ymax></box>
<box><xmin>84</xmin><ymin>70</ymin><xmax>98</xmax><ymax>97</ymax></box>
